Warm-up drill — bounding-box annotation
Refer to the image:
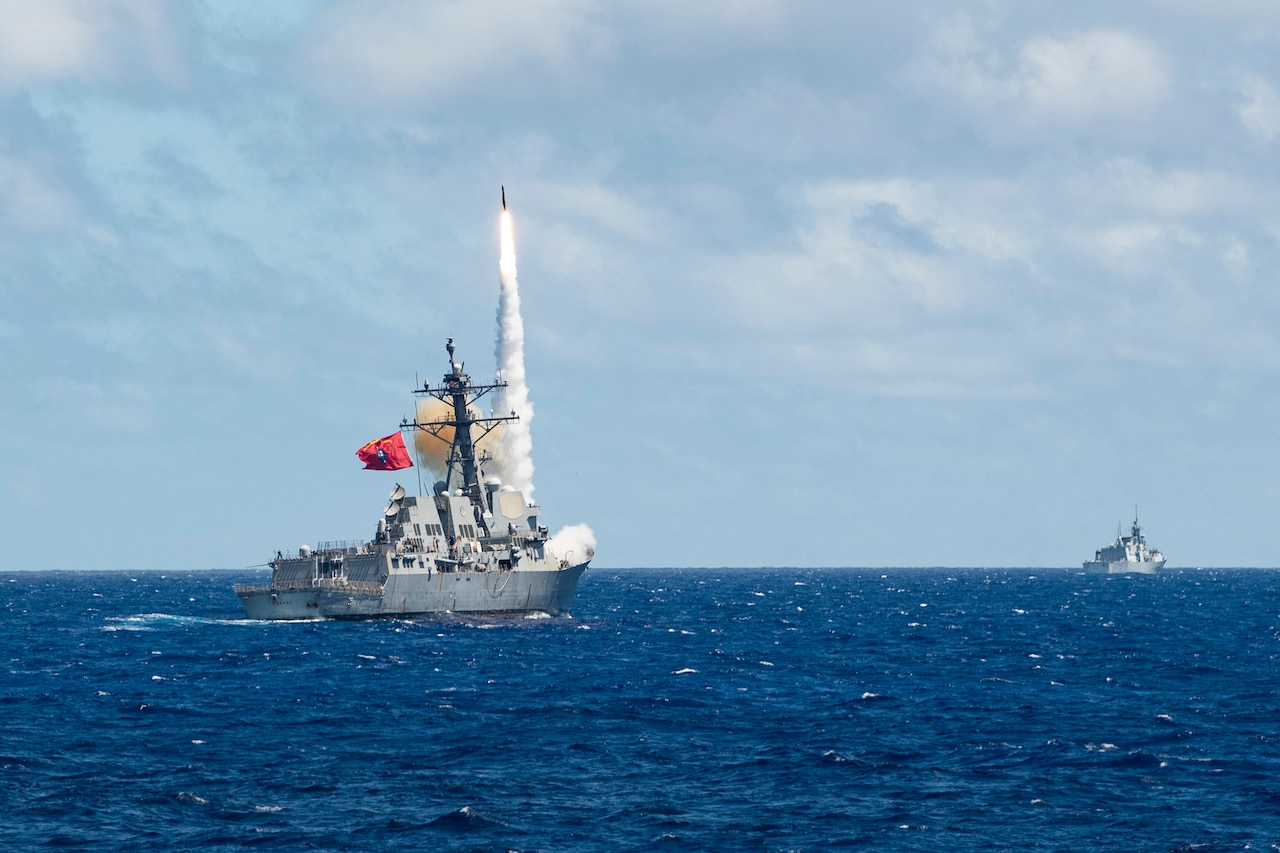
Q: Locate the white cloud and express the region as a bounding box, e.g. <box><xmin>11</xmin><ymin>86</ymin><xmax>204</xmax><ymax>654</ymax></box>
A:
<box><xmin>201</xmin><ymin>323</ymin><xmax>301</xmax><ymax>382</ymax></box>
<box><xmin>682</xmin><ymin>150</ymin><xmax>1280</xmax><ymax>399</ymax></box>
<box><xmin>1019</xmin><ymin>30</ymin><xmax>1168</xmax><ymax>121</ymax></box>
<box><xmin>621</xmin><ymin>0</ymin><xmax>784</xmax><ymax>50</ymax></box>
<box><xmin>43</xmin><ymin>379</ymin><xmax>155</xmax><ymax>434</ymax></box>
<box><xmin>924</xmin><ymin>23</ymin><xmax>1169</xmax><ymax>127</ymax></box>
<box><xmin>1071</xmin><ymin>221</ymin><xmax>1186</xmax><ymax>274</ymax></box>
<box><xmin>641</xmin><ymin>0</ymin><xmax>782</xmax><ymax>31</ymax></box>
<box><xmin>1239</xmin><ymin>76</ymin><xmax>1280</xmax><ymax>141</ymax></box>
<box><xmin>803</xmin><ymin>180</ymin><xmax>1031</xmax><ymax>264</ymax></box>
<box><xmin>1223</xmin><ymin>236</ymin><xmax>1250</xmax><ymax>275</ymax></box>
<box><xmin>68</xmin><ymin>318</ymin><xmax>151</xmax><ymax>358</ymax></box>
<box><xmin>684</xmin><ymin>178</ymin><xmax>1044</xmax><ymax>398</ymax></box>
<box><xmin>300</xmin><ymin>0</ymin><xmax>614</xmax><ymax>103</ymax></box>
<box><xmin>1141</xmin><ymin>0</ymin><xmax>1280</xmax><ymax>28</ymax></box>
<box><xmin>0</xmin><ymin>146</ymin><xmax>79</xmax><ymax>231</ymax></box>
<box><xmin>0</xmin><ymin>0</ymin><xmax>184</xmax><ymax>92</ymax></box>
<box><xmin>5</xmin><ymin>465</ymin><xmax>50</xmax><ymax>510</ymax></box>
<box><xmin>531</xmin><ymin>180</ymin><xmax>671</xmax><ymax>243</ymax></box>
<box><xmin>298</xmin><ymin>0</ymin><xmax>791</xmax><ymax>104</ymax></box>
<box><xmin>1069</xmin><ymin>158</ymin><xmax>1259</xmax><ymax>219</ymax></box>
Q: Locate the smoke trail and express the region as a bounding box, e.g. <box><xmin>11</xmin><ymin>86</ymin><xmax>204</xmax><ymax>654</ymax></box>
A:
<box><xmin>493</xmin><ymin>208</ymin><xmax>535</xmax><ymax>501</ymax></box>
<box><xmin>548</xmin><ymin>523</ymin><xmax>597</xmax><ymax>566</ymax></box>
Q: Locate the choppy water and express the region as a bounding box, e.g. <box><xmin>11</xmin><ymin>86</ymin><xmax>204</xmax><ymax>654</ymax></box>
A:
<box><xmin>3</xmin><ymin>568</ymin><xmax>1279</xmax><ymax>851</ymax></box>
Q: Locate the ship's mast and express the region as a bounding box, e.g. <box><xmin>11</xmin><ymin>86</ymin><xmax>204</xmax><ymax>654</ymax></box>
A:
<box><xmin>401</xmin><ymin>338</ymin><xmax>518</xmax><ymax>515</ymax></box>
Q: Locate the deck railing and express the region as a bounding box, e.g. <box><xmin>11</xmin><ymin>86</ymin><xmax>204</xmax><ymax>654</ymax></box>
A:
<box><xmin>233</xmin><ymin>578</ymin><xmax>384</xmax><ymax>596</ymax></box>
<box><xmin>269</xmin><ymin>540</ymin><xmax>370</xmax><ymax>560</ymax></box>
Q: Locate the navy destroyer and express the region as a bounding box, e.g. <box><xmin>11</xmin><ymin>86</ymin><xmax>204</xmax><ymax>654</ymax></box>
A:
<box><xmin>1083</xmin><ymin>510</ymin><xmax>1165</xmax><ymax>574</ymax></box>
<box><xmin>235</xmin><ymin>338</ymin><xmax>593</xmax><ymax>619</ymax></box>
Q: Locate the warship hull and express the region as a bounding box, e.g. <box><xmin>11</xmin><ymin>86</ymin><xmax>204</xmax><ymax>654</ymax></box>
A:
<box><xmin>1083</xmin><ymin>510</ymin><xmax>1163</xmax><ymax>575</ymax></box>
<box><xmin>1083</xmin><ymin>559</ymin><xmax>1163</xmax><ymax>575</ymax></box>
<box><xmin>237</xmin><ymin>561</ymin><xmax>587</xmax><ymax>620</ymax></box>
<box><xmin>236</xmin><ymin>326</ymin><xmax>595</xmax><ymax>621</ymax></box>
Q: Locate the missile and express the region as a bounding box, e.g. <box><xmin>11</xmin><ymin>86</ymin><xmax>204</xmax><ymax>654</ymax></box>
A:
<box><xmin>501</xmin><ymin>185</ymin><xmax>506</xmax><ymax>210</ymax></box>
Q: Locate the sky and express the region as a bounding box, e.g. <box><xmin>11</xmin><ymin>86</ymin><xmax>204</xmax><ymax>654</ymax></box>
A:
<box><xmin>3</xmin><ymin>0</ymin><xmax>1280</xmax><ymax>570</ymax></box>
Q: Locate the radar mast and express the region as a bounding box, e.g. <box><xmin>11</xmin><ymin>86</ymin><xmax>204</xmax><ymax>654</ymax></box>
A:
<box><xmin>401</xmin><ymin>338</ymin><xmax>518</xmax><ymax>517</ymax></box>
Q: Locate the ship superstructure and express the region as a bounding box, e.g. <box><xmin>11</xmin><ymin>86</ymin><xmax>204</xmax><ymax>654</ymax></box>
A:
<box><xmin>1083</xmin><ymin>510</ymin><xmax>1165</xmax><ymax>574</ymax></box>
<box><xmin>235</xmin><ymin>339</ymin><xmax>591</xmax><ymax>619</ymax></box>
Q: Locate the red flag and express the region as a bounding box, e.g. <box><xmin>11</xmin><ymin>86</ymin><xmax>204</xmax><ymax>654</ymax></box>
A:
<box><xmin>356</xmin><ymin>432</ymin><xmax>413</xmax><ymax>470</ymax></box>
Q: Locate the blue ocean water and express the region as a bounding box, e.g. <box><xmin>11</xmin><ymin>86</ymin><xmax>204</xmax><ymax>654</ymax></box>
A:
<box><xmin>3</xmin><ymin>568</ymin><xmax>1279</xmax><ymax>851</ymax></box>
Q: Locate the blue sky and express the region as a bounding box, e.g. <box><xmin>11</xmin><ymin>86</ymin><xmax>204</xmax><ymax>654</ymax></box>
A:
<box><xmin>3</xmin><ymin>0</ymin><xmax>1279</xmax><ymax>570</ymax></box>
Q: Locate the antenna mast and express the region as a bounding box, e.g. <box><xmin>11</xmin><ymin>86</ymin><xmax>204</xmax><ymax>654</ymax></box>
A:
<box><xmin>401</xmin><ymin>339</ymin><xmax>518</xmax><ymax>512</ymax></box>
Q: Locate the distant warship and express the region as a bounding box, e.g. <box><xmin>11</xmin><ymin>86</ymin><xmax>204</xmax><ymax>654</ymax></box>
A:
<box><xmin>1083</xmin><ymin>510</ymin><xmax>1165</xmax><ymax>574</ymax></box>
<box><xmin>235</xmin><ymin>338</ymin><xmax>592</xmax><ymax>619</ymax></box>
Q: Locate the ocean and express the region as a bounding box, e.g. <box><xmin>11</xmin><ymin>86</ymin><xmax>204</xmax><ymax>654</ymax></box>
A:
<box><xmin>3</xmin><ymin>567</ymin><xmax>1278</xmax><ymax>851</ymax></box>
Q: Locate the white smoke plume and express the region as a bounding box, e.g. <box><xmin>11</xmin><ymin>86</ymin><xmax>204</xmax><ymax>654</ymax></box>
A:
<box><xmin>548</xmin><ymin>522</ymin><xmax>596</xmax><ymax>566</ymax></box>
<box><xmin>492</xmin><ymin>207</ymin><xmax>535</xmax><ymax>501</ymax></box>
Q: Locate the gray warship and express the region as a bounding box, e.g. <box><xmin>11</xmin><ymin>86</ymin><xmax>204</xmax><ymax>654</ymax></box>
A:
<box><xmin>1083</xmin><ymin>510</ymin><xmax>1165</xmax><ymax>574</ymax></box>
<box><xmin>235</xmin><ymin>338</ymin><xmax>592</xmax><ymax>619</ymax></box>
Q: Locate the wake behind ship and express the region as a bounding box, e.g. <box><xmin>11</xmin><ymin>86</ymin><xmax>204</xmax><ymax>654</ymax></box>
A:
<box><xmin>235</xmin><ymin>338</ymin><xmax>592</xmax><ymax>620</ymax></box>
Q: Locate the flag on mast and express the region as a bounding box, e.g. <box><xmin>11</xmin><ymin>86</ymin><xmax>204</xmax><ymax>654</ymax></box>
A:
<box><xmin>356</xmin><ymin>432</ymin><xmax>413</xmax><ymax>470</ymax></box>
